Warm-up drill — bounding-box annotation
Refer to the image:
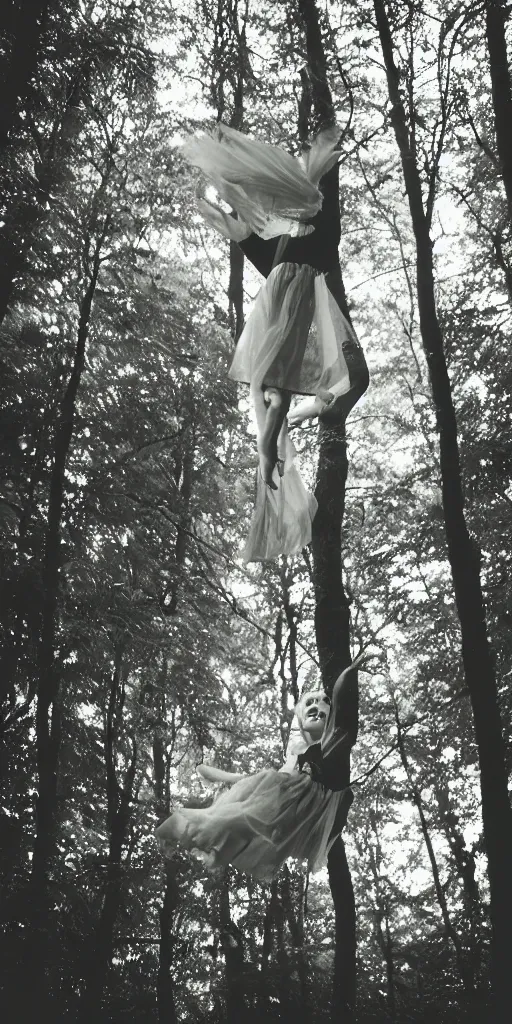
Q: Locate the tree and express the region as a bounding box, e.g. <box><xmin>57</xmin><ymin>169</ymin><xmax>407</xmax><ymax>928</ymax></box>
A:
<box><xmin>372</xmin><ymin>1</ymin><xmax>512</xmax><ymax>1017</ymax></box>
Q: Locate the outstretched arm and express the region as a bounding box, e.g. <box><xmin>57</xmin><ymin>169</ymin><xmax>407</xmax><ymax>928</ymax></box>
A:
<box><xmin>320</xmin><ymin>654</ymin><xmax>367</xmax><ymax>789</ymax></box>
<box><xmin>330</xmin><ymin>653</ymin><xmax>367</xmax><ymax>745</ymax></box>
<box><xmin>196</xmin><ymin>763</ymin><xmax>245</xmax><ymax>784</ymax></box>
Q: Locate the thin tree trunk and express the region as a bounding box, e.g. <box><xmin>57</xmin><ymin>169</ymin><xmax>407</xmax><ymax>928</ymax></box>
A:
<box><xmin>485</xmin><ymin>0</ymin><xmax>512</xmax><ymax>222</ymax></box>
<box><xmin>157</xmin><ymin>863</ymin><xmax>179</xmax><ymax>1024</ymax></box>
<box><xmin>395</xmin><ymin>713</ymin><xmax>471</xmax><ymax>993</ymax></box>
<box><xmin>81</xmin><ymin>655</ymin><xmax>138</xmax><ymax>1019</ymax></box>
<box><xmin>153</xmin><ymin>664</ymin><xmax>179</xmax><ymax>1024</ymax></box>
<box><xmin>27</xmin><ymin>231</ymin><xmax>105</xmax><ymax>1016</ymax></box>
<box><xmin>374</xmin><ymin>4</ymin><xmax>512</xmax><ymax>1016</ymax></box>
<box><xmin>228</xmin><ymin>239</ymin><xmax>244</xmax><ymax>340</ymax></box>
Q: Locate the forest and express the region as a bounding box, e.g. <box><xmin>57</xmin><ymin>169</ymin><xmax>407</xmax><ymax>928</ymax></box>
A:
<box><xmin>1</xmin><ymin>0</ymin><xmax>512</xmax><ymax>1021</ymax></box>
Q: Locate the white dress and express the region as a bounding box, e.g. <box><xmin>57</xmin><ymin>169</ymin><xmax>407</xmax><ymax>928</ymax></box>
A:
<box><xmin>156</xmin><ymin>767</ymin><xmax>347</xmax><ymax>882</ymax></box>
<box><xmin>156</xmin><ymin>690</ymin><xmax>355</xmax><ymax>882</ymax></box>
<box><xmin>183</xmin><ymin>123</ymin><xmax>366</xmax><ymax>562</ymax></box>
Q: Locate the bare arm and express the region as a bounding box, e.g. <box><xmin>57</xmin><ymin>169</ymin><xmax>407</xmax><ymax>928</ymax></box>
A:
<box><xmin>196</xmin><ymin>763</ymin><xmax>245</xmax><ymax>784</ymax></box>
<box><xmin>323</xmin><ymin>653</ymin><xmax>368</xmax><ymax>757</ymax></box>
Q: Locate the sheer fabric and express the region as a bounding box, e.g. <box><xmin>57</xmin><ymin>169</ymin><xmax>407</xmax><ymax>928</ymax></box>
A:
<box><xmin>230</xmin><ymin>264</ymin><xmax>358</xmax><ymax>397</ymax></box>
<box><xmin>242</xmin><ymin>426</ymin><xmax>317</xmax><ymax>562</ymax></box>
<box><xmin>182</xmin><ymin>122</ymin><xmax>367</xmax><ymax>562</ymax></box>
<box><xmin>182</xmin><ymin>122</ymin><xmax>340</xmax><ymax>239</ymax></box>
<box><xmin>156</xmin><ymin>768</ymin><xmax>345</xmax><ymax>882</ymax></box>
<box><xmin>234</xmin><ymin>267</ymin><xmax>359</xmax><ymax>562</ymax></box>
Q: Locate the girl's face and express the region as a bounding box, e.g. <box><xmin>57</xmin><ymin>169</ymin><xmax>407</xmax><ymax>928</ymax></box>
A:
<box><xmin>298</xmin><ymin>690</ymin><xmax>331</xmax><ymax>741</ymax></box>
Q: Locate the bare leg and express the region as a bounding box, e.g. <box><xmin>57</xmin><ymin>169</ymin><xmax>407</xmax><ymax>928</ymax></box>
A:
<box><xmin>258</xmin><ymin>387</ymin><xmax>291</xmax><ymax>488</ymax></box>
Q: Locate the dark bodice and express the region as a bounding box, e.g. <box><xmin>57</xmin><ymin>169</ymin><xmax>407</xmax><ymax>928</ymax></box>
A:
<box><xmin>297</xmin><ymin>743</ymin><xmax>326</xmax><ymax>785</ymax></box>
<box><xmin>297</xmin><ymin>742</ymin><xmax>354</xmax><ymax>837</ymax></box>
<box><xmin>240</xmin><ymin>162</ymin><xmax>341</xmax><ymax>279</ymax></box>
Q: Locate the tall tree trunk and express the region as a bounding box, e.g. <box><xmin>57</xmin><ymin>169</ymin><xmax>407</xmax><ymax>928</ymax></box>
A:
<box><xmin>328</xmin><ymin>834</ymin><xmax>357</xmax><ymax>1018</ymax></box>
<box><xmin>157</xmin><ymin>863</ymin><xmax>179</xmax><ymax>1024</ymax></box>
<box><xmin>297</xmin><ymin>1</ymin><xmax>360</xmax><ymax>1019</ymax></box>
<box><xmin>485</xmin><ymin>0</ymin><xmax>512</xmax><ymax>222</ymax></box>
<box><xmin>81</xmin><ymin>654</ymin><xmax>138</xmax><ymax>1020</ymax></box>
<box><xmin>153</xmin><ymin>666</ymin><xmax>179</xmax><ymax>1024</ymax></box>
<box><xmin>312</xmin><ymin>423</ymin><xmax>351</xmax><ymax>690</ymax></box>
<box><xmin>27</xmin><ymin>232</ymin><xmax>104</xmax><ymax>1014</ymax></box>
<box><xmin>373</xmin><ymin>3</ymin><xmax>512</xmax><ymax>1018</ymax></box>
<box><xmin>216</xmin><ymin>875</ymin><xmax>246</xmax><ymax>1023</ymax></box>
<box><xmin>297</xmin><ymin>1</ymin><xmax>359</xmax><ymax>1018</ymax></box>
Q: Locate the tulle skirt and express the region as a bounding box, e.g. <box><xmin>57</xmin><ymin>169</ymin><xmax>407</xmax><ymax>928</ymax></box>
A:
<box><xmin>230</xmin><ymin>262</ymin><xmax>358</xmax><ymax>396</ymax></box>
<box><xmin>156</xmin><ymin>769</ymin><xmax>345</xmax><ymax>882</ymax></box>
<box><xmin>233</xmin><ymin>264</ymin><xmax>360</xmax><ymax>562</ymax></box>
<box><xmin>182</xmin><ymin>122</ymin><xmax>340</xmax><ymax>239</ymax></box>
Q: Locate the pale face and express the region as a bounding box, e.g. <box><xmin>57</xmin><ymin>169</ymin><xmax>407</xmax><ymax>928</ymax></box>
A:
<box><xmin>298</xmin><ymin>690</ymin><xmax>331</xmax><ymax>741</ymax></box>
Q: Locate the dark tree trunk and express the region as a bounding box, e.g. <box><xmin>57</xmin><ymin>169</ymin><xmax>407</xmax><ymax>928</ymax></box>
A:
<box><xmin>311</xmin><ymin>423</ymin><xmax>351</xmax><ymax>691</ymax></box>
<box><xmin>153</xmin><ymin>667</ymin><xmax>179</xmax><ymax>1024</ymax></box>
<box><xmin>297</xmin><ymin>2</ymin><xmax>359</xmax><ymax>1019</ymax></box>
<box><xmin>373</xmin><ymin>3</ymin><xmax>512</xmax><ymax>1018</ymax></box>
<box><xmin>485</xmin><ymin>0</ymin><xmax>512</xmax><ymax>222</ymax></box>
<box><xmin>228</xmin><ymin>239</ymin><xmax>244</xmax><ymax>339</ymax></box>
<box><xmin>27</xmin><ymin>231</ymin><xmax>104</xmax><ymax>1015</ymax></box>
<box><xmin>81</xmin><ymin>655</ymin><xmax>138</xmax><ymax>1019</ymax></box>
<box><xmin>216</xmin><ymin>875</ymin><xmax>246</xmax><ymax>1023</ymax></box>
<box><xmin>157</xmin><ymin>863</ymin><xmax>179</xmax><ymax>1024</ymax></box>
<box><xmin>298</xmin><ymin>0</ymin><xmax>336</xmax><ymax>130</ymax></box>
<box><xmin>328</xmin><ymin>836</ymin><xmax>357</xmax><ymax>1020</ymax></box>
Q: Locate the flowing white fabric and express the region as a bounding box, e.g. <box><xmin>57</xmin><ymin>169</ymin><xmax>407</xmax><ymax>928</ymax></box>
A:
<box><xmin>302</xmin><ymin>124</ymin><xmax>342</xmax><ymax>186</ymax></box>
<box><xmin>232</xmin><ymin>266</ymin><xmax>360</xmax><ymax>563</ymax></box>
<box><xmin>182</xmin><ymin>122</ymin><xmax>341</xmax><ymax>239</ymax></box>
<box><xmin>242</xmin><ymin>425</ymin><xmax>318</xmax><ymax>563</ymax></box>
<box><xmin>230</xmin><ymin>264</ymin><xmax>357</xmax><ymax>397</ymax></box>
<box><xmin>156</xmin><ymin>767</ymin><xmax>344</xmax><ymax>881</ymax></box>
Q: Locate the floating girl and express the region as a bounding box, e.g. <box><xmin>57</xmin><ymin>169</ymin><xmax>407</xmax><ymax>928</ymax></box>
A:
<box><xmin>156</xmin><ymin>655</ymin><xmax>364</xmax><ymax>882</ymax></box>
<box><xmin>182</xmin><ymin>123</ymin><xmax>369</xmax><ymax>562</ymax></box>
